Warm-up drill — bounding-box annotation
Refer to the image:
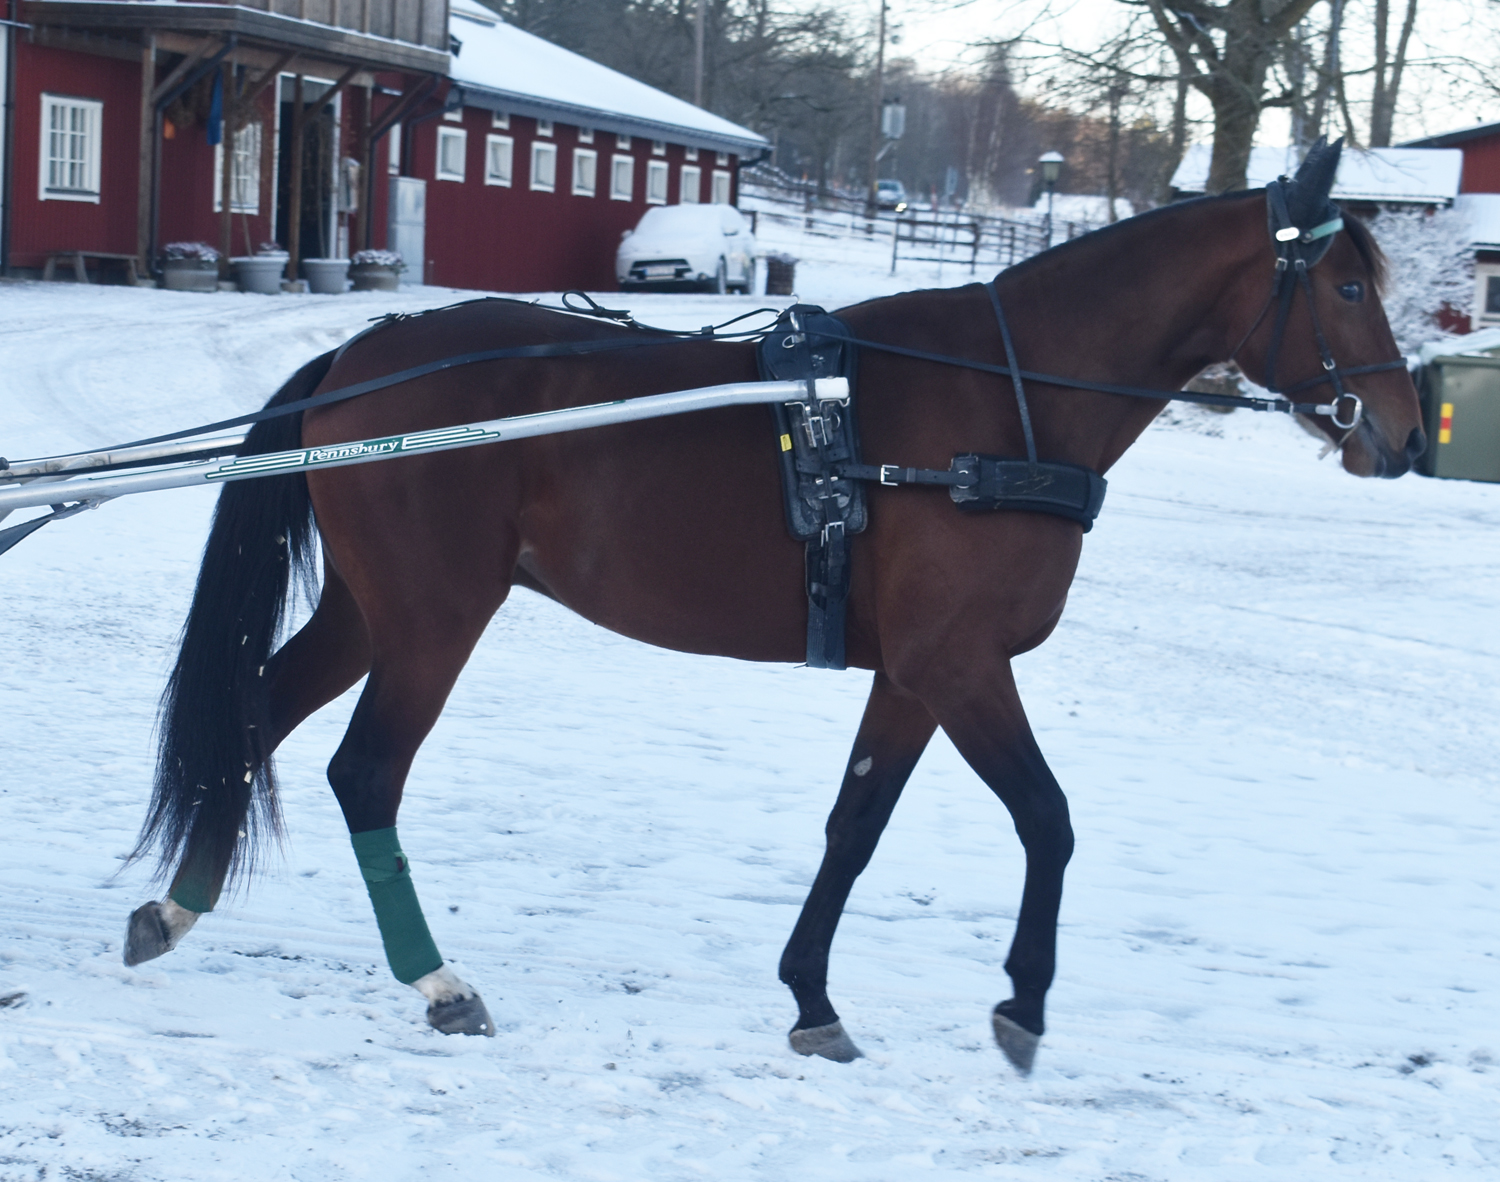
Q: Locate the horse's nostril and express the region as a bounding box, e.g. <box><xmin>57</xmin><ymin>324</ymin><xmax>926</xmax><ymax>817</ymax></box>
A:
<box><xmin>1405</xmin><ymin>426</ymin><xmax>1427</xmax><ymax>461</ymax></box>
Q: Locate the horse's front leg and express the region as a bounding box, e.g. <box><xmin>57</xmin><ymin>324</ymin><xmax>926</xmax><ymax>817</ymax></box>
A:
<box><xmin>779</xmin><ymin>672</ymin><xmax>937</xmax><ymax>1061</ymax></box>
<box><xmin>911</xmin><ymin>658</ymin><xmax>1074</xmax><ymax>1074</ymax></box>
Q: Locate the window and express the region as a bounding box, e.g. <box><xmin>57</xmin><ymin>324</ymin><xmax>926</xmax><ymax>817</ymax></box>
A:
<box><xmin>646</xmin><ymin>159</ymin><xmax>668</xmax><ymax>204</ymax></box>
<box><xmin>572</xmin><ymin>148</ymin><xmax>597</xmax><ymax>196</ymax></box>
<box><xmin>536</xmin><ymin>119</ymin><xmax>553</xmax><ymax>137</ymax></box>
<box><xmin>491</xmin><ymin>111</ymin><xmax>509</xmax><ymax>129</ymax></box>
<box><xmin>711</xmin><ymin>169</ymin><xmax>731</xmax><ymax>204</ymax></box>
<box><xmin>531</xmin><ymin>141</ymin><xmax>557</xmax><ymax>191</ymax></box>
<box><xmin>610</xmin><ymin>154</ymin><xmax>634</xmax><ymax>200</ymax></box>
<box><xmin>578</xmin><ymin>127</ymin><xmax>594</xmax><ymax>144</ymax></box>
<box><xmin>1487</xmin><ymin>275</ymin><xmax>1500</xmax><ymax>315</ymax></box>
<box><xmin>443</xmin><ymin>107</ymin><xmax>463</xmax><ymax>123</ymax></box>
<box><xmin>39</xmin><ymin>94</ymin><xmax>102</xmax><ymax>202</ymax></box>
<box><xmin>684</xmin><ymin>146</ymin><xmax>698</xmax><ymax>162</ymax></box>
<box><xmin>716</xmin><ymin>151</ymin><xmax>729</xmax><ymax>166</ymax></box>
<box><xmin>436</xmin><ymin>126</ymin><xmax>467</xmax><ymax>181</ymax></box>
<box><xmin>388</xmin><ymin>123</ymin><xmax>402</xmax><ymax>175</ymax></box>
<box><xmin>616</xmin><ymin>133</ymin><xmax>632</xmax><ymax>150</ymax></box>
<box><xmin>485</xmin><ymin>134</ymin><xmax>513</xmax><ymax>186</ymax></box>
<box><xmin>679</xmin><ymin>164</ymin><xmax>700</xmax><ymax>204</ymax></box>
<box><xmin>652</xmin><ymin>140</ymin><xmax>666</xmax><ymax>156</ymax></box>
<box><xmin>213</xmin><ymin>122</ymin><xmax>262</xmax><ymax>213</ymax></box>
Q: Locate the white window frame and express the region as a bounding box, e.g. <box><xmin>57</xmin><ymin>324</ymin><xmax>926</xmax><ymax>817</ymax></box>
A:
<box><xmin>39</xmin><ymin>93</ymin><xmax>102</xmax><ymax>202</ymax></box>
<box><xmin>536</xmin><ymin>118</ymin><xmax>553</xmax><ymax>137</ymax></box>
<box><xmin>213</xmin><ymin>121</ymin><xmax>263</xmax><ymax>213</ymax></box>
<box><xmin>610</xmin><ymin>154</ymin><xmax>634</xmax><ymax>201</ymax></box>
<box><xmin>491</xmin><ymin>110</ymin><xmax>509</xmax><ymax>129</ymax></box>
<box><xmin>387</xmin><ymin>122</ymin><xmax>402</xmax><ymax>175</ymax></box>
<box><xmin>716</xmin><ymin>151</ymin><xmax>729</xmax><ymax>166</ymax></box>
<box><xmin>442</xmin><ymin>106</ymin><xmax>463</xmax><ymax>123</ymax></box>
<box><xmin>679</xmin><ymin>164</ymin><xmax>700</xmax><ymax>204</ymax></box>
<box><xmin>616</xmin><ymin>133</ymin><xmax>632</xmax><ymax>150</ymax></box>
<box><xmin>578</xmin><ymin>127</ymin><xmax>594</xmax><ymax>144</ymax></box>
<box><xmin>436</xmin><ymin>125</ymin><xmax>467</xmax><ymax>182</ymax></box>
<box><xmin>652</xmin><ymin>140</ymin><xmax>666</xmax><ymax>156</ymax></box>
<box><xmin>711</xmin><ymin>168</ymin><xmax>732</xmax><ymax>205</ymax></box>
<box><xmin>530</xmin><ymin>140</ymin><xmax>557</xmax><ymax>192</ymax></box>
<box><xmin>572</xmin><ymin>147</ymin><xmax>597</xmax><ymax>196</ymax></box>
<box><xmin>684</xmin><ymin>146</ymin><xmax>698</xmax><ymax>162</ymax></box>
<box><xmin>645</xmin><ymin>158</ymin><xmax>668</xmax><ymax>205</ymax></box>
<box><xmin>485</xmin><ymin>133</ymin><xmax>513</xmax><ymax>186</ymax></box>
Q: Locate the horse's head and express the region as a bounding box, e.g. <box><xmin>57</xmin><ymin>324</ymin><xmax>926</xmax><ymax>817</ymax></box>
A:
<box><xmin>1235</xmin><ymin>139</ymin><xmax>1425</xmax><ymax>478</ymax></box>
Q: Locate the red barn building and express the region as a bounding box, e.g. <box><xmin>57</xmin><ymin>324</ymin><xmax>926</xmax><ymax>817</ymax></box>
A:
<box><xmin>0</xmin><ymin>0</ymin><xmax>767</xmax><ymax>291</ymax></box>
<box><xmin>1404</xmin><ymin>122</ymin><xmax>1500</xmax><ymax>331</ymax></box>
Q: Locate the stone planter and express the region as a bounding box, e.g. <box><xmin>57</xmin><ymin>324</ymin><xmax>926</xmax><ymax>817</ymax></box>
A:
<box><xmin>349</xmin><ymin>262</ymin><xmax>402</xmax><ymax>292</ymax></box>
<box><xmin>302</xmin><ymin>258</ymin><xmax>350</xmax><ymax>295</ymax></box>
<box><xmin>160</xmin><ymin>258</ymin><xmax>219</xmax><ymax>293</ymax></box>
<box><xmin>231</xmin><ymin>254</ymin><xmax>287</xmax><ymax>295</ymax></box>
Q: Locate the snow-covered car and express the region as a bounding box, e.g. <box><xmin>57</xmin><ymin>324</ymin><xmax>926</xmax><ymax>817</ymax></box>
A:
<box><xmin>616</xmin><ymin>204</ymin><xmax>757</xmax><ymax>294</ymax></box>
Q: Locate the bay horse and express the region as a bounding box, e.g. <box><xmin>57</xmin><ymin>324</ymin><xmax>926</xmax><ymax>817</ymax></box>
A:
<box><xmin>124</xmin><ymin>143</ymin><xmax>1422</xmax><ymax>1073</ymax></box>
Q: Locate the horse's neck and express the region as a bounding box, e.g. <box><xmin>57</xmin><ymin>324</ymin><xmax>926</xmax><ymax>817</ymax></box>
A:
<box><xmin>1008</xmin><ymin>196</ymin><xmax>1266</xmax><ymax>474</ymax></box>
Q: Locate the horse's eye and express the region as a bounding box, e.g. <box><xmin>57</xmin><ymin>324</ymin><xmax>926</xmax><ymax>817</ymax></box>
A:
<box><xmin>1338</xmin><ymin>281</ymin><xmax>1365</xmax><ymax>303</ymax></box>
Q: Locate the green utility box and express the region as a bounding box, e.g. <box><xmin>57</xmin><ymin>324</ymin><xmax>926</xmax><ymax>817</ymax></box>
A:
<box><xmin>1419</xmin><ymin>353</ymin><xmax>1500</xmax><ymax>482</ymax></box>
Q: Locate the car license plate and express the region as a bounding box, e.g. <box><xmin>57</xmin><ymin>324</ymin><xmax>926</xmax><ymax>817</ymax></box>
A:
<box><xmin>643</xmin><ymin>264</ymin><xmax>676</xmax><ymax>278</ymax></box>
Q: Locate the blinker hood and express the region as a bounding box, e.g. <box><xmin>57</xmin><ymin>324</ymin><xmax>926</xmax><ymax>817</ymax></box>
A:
<box><xmin>1266</xmin><ymin>136</ymin><xmax>1345</xmax><ymax>268</ymax></box>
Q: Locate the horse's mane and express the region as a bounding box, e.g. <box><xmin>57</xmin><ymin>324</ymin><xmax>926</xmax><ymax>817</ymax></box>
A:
<box><xmin>1003</xmin><ymin>189</ymin><xmax>1388</xmax><ymax>294</ymax></box>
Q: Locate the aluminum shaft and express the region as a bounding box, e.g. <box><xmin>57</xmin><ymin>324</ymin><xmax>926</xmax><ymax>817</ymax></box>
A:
<box><xmin>0</xmin><ymin>378</ymin><xmax>848</xmax><ymax>514</ymax></box>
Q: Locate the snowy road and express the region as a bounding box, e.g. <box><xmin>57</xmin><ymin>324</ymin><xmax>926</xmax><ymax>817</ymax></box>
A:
<box><xmin>1</xmin><ymin>276</ymin><xmax>1497</xmax><ymax>1181</ymax></box>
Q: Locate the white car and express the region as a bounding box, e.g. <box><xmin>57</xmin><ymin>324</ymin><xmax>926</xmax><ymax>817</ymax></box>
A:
<box><xmin>617</xmin><ymin>203</ymin><xmax>757</xmax><ymax>294</ymax></box>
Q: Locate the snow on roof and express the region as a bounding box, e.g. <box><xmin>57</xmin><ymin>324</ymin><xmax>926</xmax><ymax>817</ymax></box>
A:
<box><xmin>447</xmin><ymin>0</ymin><xmax>767</xmax><ymax>155</ymax></box>
<box><xmin>1455</xmin><ymin>193</ymin><xmax>1500</xmax><ymax>247</ymax></box>
<box><xmin>1401</xmin><ymin>120</ymin><xmax>1500</xmax><ymax>149</ymax></box>
<box><xmin>1170</xmin><ymin>144</ymin><xmax>1462</xmax><ymax>204</ymax></box>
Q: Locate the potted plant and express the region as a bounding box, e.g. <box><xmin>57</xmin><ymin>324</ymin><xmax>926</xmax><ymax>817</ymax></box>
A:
<box><xmin>302</xmin><ymin>256</ymin><xmax>351</xmax><ymax>295</ymax></box>
<box><xmin>349</xmin><ymin>249</ymin><xmax>404</xmax><ymax>292</ymax></box>
<box><xmin>160</xmin><ymin>242</ymin><xmax>220</xmax><ymax>292</ymax></box>
<box><xmin>231</xmin><ymin>242</ymin><xmax>288</xmax><ymax>295</ymax></box>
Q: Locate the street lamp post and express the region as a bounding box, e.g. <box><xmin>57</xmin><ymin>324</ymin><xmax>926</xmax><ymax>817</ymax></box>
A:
<box><xmin>1039</xmin><ymin>151</ymin><xmax>1063</xmax><ymax>245</ymax></box>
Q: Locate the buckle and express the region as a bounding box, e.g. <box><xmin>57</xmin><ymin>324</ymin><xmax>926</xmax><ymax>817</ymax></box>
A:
<box><xmin>879</xmin><ymin>464</ymin><xmax>899</xmax><ymax>486</ymax></box>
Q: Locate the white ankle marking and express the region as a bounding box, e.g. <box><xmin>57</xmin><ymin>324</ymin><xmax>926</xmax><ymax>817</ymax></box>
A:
<box><xmin>413</xmin><ymin>964</ymin><xmax>475</xmax><ymax>1005</ymax></box>
<box><xmin>159</xmin><ymin>899</ymin><xmax>200</xmax><ymax>945</ymax></box>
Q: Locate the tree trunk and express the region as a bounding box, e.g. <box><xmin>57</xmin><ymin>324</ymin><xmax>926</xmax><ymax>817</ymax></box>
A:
<box><xmin>1369</xmin><ymin>0</ymin><xmax>1419</xmax><ymax>147</ymax></box>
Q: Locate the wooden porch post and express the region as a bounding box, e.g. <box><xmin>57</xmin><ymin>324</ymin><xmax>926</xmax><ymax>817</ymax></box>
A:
<box><xmin>287</xmin><ymin>74</ymin><xmax>305</xmax><ymax>284</ymax></box>
<box><xmin>136</xmin><ymin>33</ymin><xmax>156</xmax><ymax>276</ymax></box>
<box><xmin>218</xmin><ymin>61</ymin><xmax>234</xmax><ymax>268</ymax></box>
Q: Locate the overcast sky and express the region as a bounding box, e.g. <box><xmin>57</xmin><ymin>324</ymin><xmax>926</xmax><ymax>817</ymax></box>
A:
<box><xmin>882</xmin><ymin>0</ymin><xmax>1495</xmax><ymax>147</ymax></box>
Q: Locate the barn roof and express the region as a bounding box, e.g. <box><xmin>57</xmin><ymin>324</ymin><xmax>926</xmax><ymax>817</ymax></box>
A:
<box><xmin>447</xmin><ymin>0</ymin><xmax>768</xmax><ymax>156</ymax></box>
<box><xmin>1170</xmin><ymin>144</ymin><xmax>1462</xmax><ymax>205</ymax></box>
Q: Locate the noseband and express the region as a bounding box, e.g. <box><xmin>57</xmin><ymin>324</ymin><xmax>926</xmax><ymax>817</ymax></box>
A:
<box><xmin>1230</xmin><ymin>179</ymin><xmax>1407</xmax><ymax>441</ymax></box>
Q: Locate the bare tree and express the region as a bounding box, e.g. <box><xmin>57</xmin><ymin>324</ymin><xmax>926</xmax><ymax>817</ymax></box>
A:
<box><xmin>1127</xmin><ymin>0</ymin><xmax>1323</xmax><ymax>192</ymax></box>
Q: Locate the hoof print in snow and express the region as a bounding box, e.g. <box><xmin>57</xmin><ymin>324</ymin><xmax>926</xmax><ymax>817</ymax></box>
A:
<box><xmin>789</xmin><ymin>1020</ymin><xmax>863</xmax><ymax>1063</ymax></box>
<box><xmin>428</xmin><ymin>993</ymin><xmax>496</xmax><ymax>1037</ymax></box>
<box><xmin>123</xmin><ymin>902</ymin><xmax>174</xmax><ymax>967</ymax></box>
<box><xmin>0</xmin><ymin>991</ymin><xmax>27</xmax><ymax>1009</ymax></box>
<box><xmin>992</xmin><ymin>1007</ymin><xmax>1041</xmax><ymax>1075</ymax></box>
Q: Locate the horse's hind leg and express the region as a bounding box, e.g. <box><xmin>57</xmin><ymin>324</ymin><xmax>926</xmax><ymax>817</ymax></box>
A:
<box><xmin>779</xmin><ymin>672</ymin><xmax>937</xmax><ymax>1061</ymax></box>
<box><xmin>125</xmin><ymin>559</ymin><xmax>372</xmax><ymax>966</ymax></box>
<box><xmin>323</xmin><ymin>576</ymin><xmax>509</xmax><ymax>1036</ymax></box>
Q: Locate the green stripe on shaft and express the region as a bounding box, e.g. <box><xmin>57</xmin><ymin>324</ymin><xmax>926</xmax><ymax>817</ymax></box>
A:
<box><xmin>350</xmin><ymin>827</ymin><xmax>444</xmax><ymax>985</ymax></box>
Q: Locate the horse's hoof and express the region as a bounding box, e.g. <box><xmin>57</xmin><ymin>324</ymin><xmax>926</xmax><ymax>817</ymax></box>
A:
<box><xmin>789</xmin><ymin>1020</ymin><xmax>863</xmax><ymax>1063</ymax></box>
<box><xmin>992</xmin><ymin>1007</ymin><xmax>1041</xmax><ymax>1075</ymax></box>
<box><xmin>427</xmin><ymin>992</ymin><xmax>496</xmax><ymax>1037</ymax></box>
<box><xmin>123</xmin><ymin>903</ymin><xmax>173</xmax><ymax>967</ymax></box>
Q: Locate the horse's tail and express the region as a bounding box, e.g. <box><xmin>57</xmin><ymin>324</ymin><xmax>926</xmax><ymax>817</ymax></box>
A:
<box><xmin>130</xmin><ymin>350</ymin><xmax>333</xmax><ymax>904</ymax></box>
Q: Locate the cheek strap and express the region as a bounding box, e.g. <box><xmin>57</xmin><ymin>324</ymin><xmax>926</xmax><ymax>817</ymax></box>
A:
<box><xmin>351</xmin><ymin>827</ymin><xmax>444</xmax><ymax>985</ymax></box>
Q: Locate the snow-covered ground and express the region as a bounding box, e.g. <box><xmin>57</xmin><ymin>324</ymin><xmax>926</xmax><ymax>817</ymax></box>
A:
<box><xmin>1</xmin><ymin>268</ymin><xmax>1498</xmax><ymax>1181</ymax></box>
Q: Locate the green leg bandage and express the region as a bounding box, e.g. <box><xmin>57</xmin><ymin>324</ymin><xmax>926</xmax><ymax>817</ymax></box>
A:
<box><xmin>350</xmin><ymin>827</ymin><xmax>444</xmax><ymax>985</ymax></box>
<box><xmin>169</xmin><ymin>852</ymin><xmax>221</xmax><ymax>914</ymax></box>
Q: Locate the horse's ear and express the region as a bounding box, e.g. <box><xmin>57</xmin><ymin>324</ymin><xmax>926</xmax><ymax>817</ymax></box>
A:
<box><xmin>1290</xmin><ymin>137</ymin><xmax>1343</xmax><ymax>219</ymax></box>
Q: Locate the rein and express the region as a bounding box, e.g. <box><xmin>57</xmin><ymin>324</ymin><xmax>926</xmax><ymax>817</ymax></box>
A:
<box><xmin>68</xmin><ymin>190</ymin><xmax>1404</xmax><ymax>464</ymax></box>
